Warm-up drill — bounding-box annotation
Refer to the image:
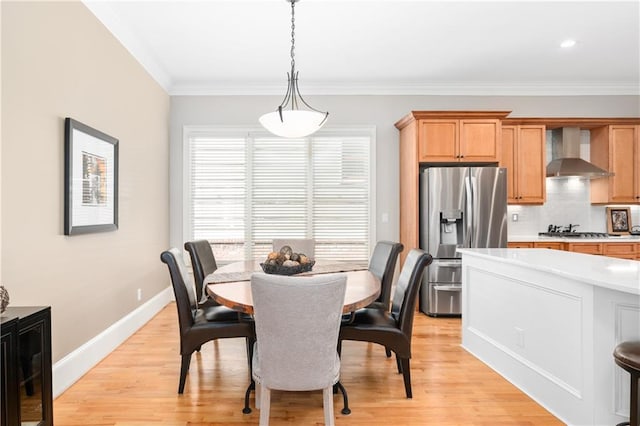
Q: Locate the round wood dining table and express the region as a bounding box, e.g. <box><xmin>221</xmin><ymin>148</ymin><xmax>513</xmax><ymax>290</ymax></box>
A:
<box><xmin>205</xmin><ymin>261</ymin><xmax>380</xmax><ymax>315</ymax></box>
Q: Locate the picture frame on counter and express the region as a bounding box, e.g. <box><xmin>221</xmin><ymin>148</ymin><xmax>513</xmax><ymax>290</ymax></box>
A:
<box><xmin>64</xmin><ymin>117</ymin><xmax>119</xmax><ymax>235</ymax></box>
<box><xmin>606</xmin><ymin>207</ymin><xmax>631</xmax><ymax>235</ymax></box>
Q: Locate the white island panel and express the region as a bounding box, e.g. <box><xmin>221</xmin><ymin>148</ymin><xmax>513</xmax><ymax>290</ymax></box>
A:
<box><xmin>459</xmin><ymin>248</ymin><xmax>640</xmax><ymax>426</ymax></box>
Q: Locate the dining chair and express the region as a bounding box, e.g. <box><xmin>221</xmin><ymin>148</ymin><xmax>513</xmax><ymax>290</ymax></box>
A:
<box><xmin>272</xmin><ymin>238</ymin><xmax>315</xmax><ymax>258</ymax></box>
<box><xmin>183</xmin><ymin>240</ymin><xmax>249</xmax><ymax>322</ymax></box>
<box><xmin>184</xmin><ymin>240</ymin><xmax>220</xmax><ymax>306</ymax></box>
<box><xmin>250</xmin><ymin>272</ymin><xmax>348</xmax><ymax>426</ymax></box>
<box><xmin>160</xmin><ymin>248</ymin><xmax>255</xmax><ymax>394</ymax></box>
<box><xmin>362</xmin><ymin>240</ymin><xmax>404</xmax><ymax>358</ymax></box>
<box><xmin>366</xmin><ymin>241</ymin><xmax>404</xmax><ymax>311</ymax></box>
<box><xmin>338</xmin><ymin>248</ymin><xmax>433</xmax><ymax>398</ymax></box>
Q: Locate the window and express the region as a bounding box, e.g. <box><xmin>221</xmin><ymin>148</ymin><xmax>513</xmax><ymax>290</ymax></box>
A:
<box><xmin>184</xmin><ymin>127</ymin><xmax>374</xmax><ymax>265</ymax></box>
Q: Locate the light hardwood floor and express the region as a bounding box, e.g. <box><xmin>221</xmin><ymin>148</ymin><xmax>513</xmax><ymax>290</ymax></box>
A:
<box><xmin>54</xmin><ymin>304</ymin><xmax>562</xmax><ymax>425</ymax></box>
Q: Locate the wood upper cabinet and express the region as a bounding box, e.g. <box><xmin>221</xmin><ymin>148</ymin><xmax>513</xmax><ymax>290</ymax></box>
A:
<box><xmin>500</xmin><ymin>125</ymin><xmax>546</xmax><ymax>204</ymax></box>
<box><xmin>418</xmin><ymin>118</ymin><xmax>502</xmax><ymax>162</ymax></box>
<box><xmin>590</xmin><ymin>125</ymin><xmax>640</xmax><ymax>204</ymax></box>
<box><xmin>395</xmin><ymin>111</ymin><xmax>511</xmax><ymax>264</ymax></box>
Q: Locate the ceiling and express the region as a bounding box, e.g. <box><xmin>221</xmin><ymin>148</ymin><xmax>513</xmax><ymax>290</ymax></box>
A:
<box><xmin>84</xmin><ymin>0</ymin><xmax>640</xmax><ymax>96</ymax></box>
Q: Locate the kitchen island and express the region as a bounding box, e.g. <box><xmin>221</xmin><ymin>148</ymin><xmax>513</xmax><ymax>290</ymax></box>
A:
<box><xmin>458</xmin><ymin>248</ymin><xmax>640</xmax><ymax>425</ymax></box>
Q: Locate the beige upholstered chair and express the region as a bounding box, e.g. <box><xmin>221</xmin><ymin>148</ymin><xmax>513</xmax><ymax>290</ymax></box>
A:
<box><xmin>250</xmin><ymin>272</ymin><xmax>347</xmax><ymax>425</ymax></box>
<box><xmin>271</xmin><ymin>238</ymin><xmax>315</xmax><ymax>258</ymax></box>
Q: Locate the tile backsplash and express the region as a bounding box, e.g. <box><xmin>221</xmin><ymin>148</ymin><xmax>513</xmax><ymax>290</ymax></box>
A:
<box><xmin>508</xmin><ymin>178</ymin><xmax>639</xmax><ymax>235</ymax></box>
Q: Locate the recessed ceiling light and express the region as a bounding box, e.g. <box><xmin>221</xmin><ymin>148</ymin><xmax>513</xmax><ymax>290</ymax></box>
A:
<box><xmin>560</xmin><ymin>39</ymin><xmax>576</xmax><ymax>48</ymax></box>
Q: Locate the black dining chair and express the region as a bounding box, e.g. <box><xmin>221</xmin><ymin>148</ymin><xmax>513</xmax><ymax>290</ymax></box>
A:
<box><xmin>365</xmin><ymin>241</ymin><xmax>404</xmax><ymax>311</ymax></box>
<box><xmin>184</xmin><ymin>239</ymin><xmax>219</xmax><ymax>306</ymax></box>
<box><xmin>184</xmin><ymin>240</ymin><xmax>247</xmax><ymax>322</ymax></box>
<box><xmin>161</xmin><ymin>248</ymin><xmax>255</xmax><ymax>394</ymax></box>
<box><xmin>338</xmin><ymin>248</ymin><xmax>433</xmax><ymax>398</ymax></box>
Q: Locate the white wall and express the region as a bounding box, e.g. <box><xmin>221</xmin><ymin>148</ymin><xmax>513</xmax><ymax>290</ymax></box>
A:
<box><xmin>170</xmin><ymin>95</ymin><xmax>640</xmax><ymax>248</ymax></box>
<box><xmin>2</xmin><ymin>2</ymin><xmax>170</xmax><ymax>362</ymax></box>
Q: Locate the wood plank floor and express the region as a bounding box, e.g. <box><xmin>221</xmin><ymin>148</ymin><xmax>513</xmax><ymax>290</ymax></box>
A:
<box><xmin>54</xmin><ymin>304</ymin><xmax>563</xmax><ymax>425</ymax></box>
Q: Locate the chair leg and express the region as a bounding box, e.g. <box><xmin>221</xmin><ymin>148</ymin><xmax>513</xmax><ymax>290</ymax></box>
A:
<box><xmin>259</xmin><ymin>386</ymin><xmax>271</xmax><ymax>426</ymax></box>
<box><xmin>337</xmin><ymin>340</ymin><xmax>342</xmax><ymax>357</ymax></box>
<box><xmin>396</xmin><ymin>354</ymin><xmax>402</xmax><ymax>373</ymax></box>
<box><xmin>400</xmin><ymin>357</ymin><xmax>412</xmax><ymax>398</ymax></box>
<box><xmin>323</xmin><ymin>386</ymin><xmax>335</xmax><ymax>426</ymax></box>
<box><xmin>178</xmin><ymin>353</ymin><xmax>192</xmax><ymax>394</ymax></box>
<box><xmin>334</xmin><ymin>381</ymin><xmax>351</xmax><ymax>415</ymax></box>
<box><xmin>246</xmin><ymin>337</ymin><xmax>255</xmax><ymax>375</ymax></box>
<box><xmin>385</xmin><ymin>347</ymin><xmax>392</xmax><ymax>358</ymax></box>
<box><xmin>243</xmin><ymin>380</ymin><xmax>255</xmax><ymax>414</ymax></box>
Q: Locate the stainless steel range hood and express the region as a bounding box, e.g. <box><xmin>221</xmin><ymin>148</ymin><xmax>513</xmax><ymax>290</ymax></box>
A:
<box><xmin>546</xmin><ymin>127</ymin><xmax>613</xmax><ymax>178</ymax></box>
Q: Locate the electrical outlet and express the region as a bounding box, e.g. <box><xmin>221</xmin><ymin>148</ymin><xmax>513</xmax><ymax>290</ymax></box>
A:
<box><xmin>512</xmin><ymin>213</ymin><xmax>519</xmax><ymax>222</ymax></box>
<box><xmin>137</xmin><ymin>288</ymin><xmax>142</xmax><ymax>301</ymax></box>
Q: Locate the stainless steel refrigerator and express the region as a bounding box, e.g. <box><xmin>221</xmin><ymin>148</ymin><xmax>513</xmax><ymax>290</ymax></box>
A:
<box><xmin>419</xmin><ymin>166</ymin><xmax>507</xmax><ymax>316</ymax></box>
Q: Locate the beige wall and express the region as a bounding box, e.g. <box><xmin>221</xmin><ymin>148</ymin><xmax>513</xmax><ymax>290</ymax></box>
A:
<box><xmin>1</xmin><ymin>1</ymin><xmax>170</xmax><ymax>362</ymax></box>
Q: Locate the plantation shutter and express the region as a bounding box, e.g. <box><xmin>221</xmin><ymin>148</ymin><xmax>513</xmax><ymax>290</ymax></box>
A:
<box><xmin>186</xmin><ymin>128</ymin><xmax>372</xmax><ymax>265</ymax></box>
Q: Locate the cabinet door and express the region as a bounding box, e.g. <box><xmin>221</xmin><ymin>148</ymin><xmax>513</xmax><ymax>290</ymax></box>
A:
<box><xmin>533</xmin><ymin>242</ymin><xmax>563</xmax><ymax>250</ymax></box>
<box><xmin>516</xmin><ymin>126</ymin><xmax>546</xmax><ymax>203</ymax></box>
<box><xmin>501</xmin><ymin>126</ymin><xmax>517</xmax><ymax>202</ymax></box>
<box><xmin>1</xmin><ymin>318</ymin><xmax>19</xmax><ymax>426</ymax></box>
<box><xmin>418</xmin><ymin>120</ymin><xmax>458</xmax><ymax>162</ymax></box>
<box><xmin>507</xmin><ymin>242</ymin><xmax>533</xmax><ymax>248</ymax></box>
<box><xmin>459</xmin><ymin>119</ymin><xmax>500</xmax><ymax>162</ymax></box>
<box><xmin>566</xmin><ymin>243</ymin><xmax>603</xmax><ymax>255</ymax></box>
<box><xmin>609</xmin><ymin>126</ymin><xmax>639</xmax><ymax>203</ymax></box>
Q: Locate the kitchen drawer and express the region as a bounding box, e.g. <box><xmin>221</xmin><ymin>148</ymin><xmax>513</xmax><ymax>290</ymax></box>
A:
<box><xmin>534</xmin><ymin>242</ymin><xmax>563</xmax><ymax>250</ymax></box>
<box><xmin>565</xmin><ymin>243</ymin><xmax>603</xmax><ymax>255</ymax></box>
<box><xmin>508</xmin><ymin>242</ymin><xmax>534</xmax><ymax>248</ymax></box>
<box><xmin>603</xmin><ymin>242</ymin><xmax>637</xmax><ymax>255</ymax></box>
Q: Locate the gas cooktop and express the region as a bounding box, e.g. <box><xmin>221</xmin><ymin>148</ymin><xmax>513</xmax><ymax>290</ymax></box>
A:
<box><xmin>538</xmin><ymin>231</ymin><xmax>616</xmax><ymax>238</ymax></box>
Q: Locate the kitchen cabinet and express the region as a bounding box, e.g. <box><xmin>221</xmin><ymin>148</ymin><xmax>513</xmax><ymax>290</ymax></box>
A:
<box><xmin>508</xmin><ymin>241</ymin><xmax>640</xmax><ymax>260</ymax></box>
<box><xmin>565</xmin><ymin>242</ymin><xmax>603</xmax><ymax>255</ymax></box>
<box><xmin>507</xmin><ymin>242</ymin><xmax>533</xmax><ymax>248</ymax></box>
<box><xmin>533</xmin><ymin>241</ymin><xmax>563</xmax><ymax>250</ymax></box>
<box><xmin>418</xmin><ymin>118</ymin><xmax>502</xmax><ymax>163</ymax></box>
<box><xmin>395</xmin><ymin>111</ymin><xmax>510</xmax><ymax>263</ymax></box>
<box><xmin>590</xmin><ymin>125</ymin><xmax>640</xmax><ymax>204</ymax></box>
<box><xmin>0</xmin><ymin>306</ymin><xmax>53</xmax><ymax>426</ymax></box>
<box><xmin>602</xmin><ymin>242</ymin><xmax>639</xmax><ymax>260</ymax></box>
<box><xmin>500</xmin><ymin>125</ymin><xmax>546</xmax><ymax>204</ymax></box>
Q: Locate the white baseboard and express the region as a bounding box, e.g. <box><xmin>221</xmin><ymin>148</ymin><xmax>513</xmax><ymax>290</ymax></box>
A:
<box><xmin>52</xmin><ymin>286</ymin><xmax>173</xmax><ymax>398</ymax></box>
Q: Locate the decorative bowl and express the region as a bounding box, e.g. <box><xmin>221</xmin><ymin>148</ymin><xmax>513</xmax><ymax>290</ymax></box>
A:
<box><xmin>260</xmin><ymin>260</ymin><xmax>315</xmax><ymax>276</ymax></box>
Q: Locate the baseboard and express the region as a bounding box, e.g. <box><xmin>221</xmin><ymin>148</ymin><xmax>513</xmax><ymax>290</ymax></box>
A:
<box><xmin>52</xmin><ymin>286</ymin><xmax>173</xmax><ymax>398</ymax></box>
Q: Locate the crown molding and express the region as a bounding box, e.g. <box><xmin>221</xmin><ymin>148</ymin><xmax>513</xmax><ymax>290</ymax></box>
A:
<box><xmin>169</xmin><ymin>81</ymin><xmax>640</xmax><ymax>97</ymax></box>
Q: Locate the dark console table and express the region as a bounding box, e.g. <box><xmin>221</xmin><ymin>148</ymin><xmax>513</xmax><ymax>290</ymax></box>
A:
<box><xmin>1</xmin><ymin>306</ymin><xmax>53</xmax><ymax>426</ymax></box>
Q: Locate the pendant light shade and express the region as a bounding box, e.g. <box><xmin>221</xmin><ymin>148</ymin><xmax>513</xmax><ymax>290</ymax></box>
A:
<box><xmin>259</xmin><ymin>110</ymin><xmax>327</xmax><ymax>138</ymax></box>
<box><xmin>260</xmin><ymin>0</ymin><xmax>328</xmax><ymax>138</ymax></box>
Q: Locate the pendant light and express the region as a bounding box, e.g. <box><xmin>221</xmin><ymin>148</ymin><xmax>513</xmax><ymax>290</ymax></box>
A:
<box><xmin>259</xmin><ymin>0</ymin><xmax>328</xmax><ymax>138</ymax></box>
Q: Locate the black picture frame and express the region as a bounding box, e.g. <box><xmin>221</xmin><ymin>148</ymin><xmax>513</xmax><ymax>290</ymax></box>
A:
<box><xmin>64</xmin><ymin>118</ymin><xmax>119</xmax><ymax>235</ymax></box>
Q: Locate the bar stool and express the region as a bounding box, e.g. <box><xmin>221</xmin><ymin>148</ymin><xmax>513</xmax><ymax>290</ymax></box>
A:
<box><xmin>614</xmin><ymin>341</ymin><xmax>640</xmax><ymax>426</ymax></box>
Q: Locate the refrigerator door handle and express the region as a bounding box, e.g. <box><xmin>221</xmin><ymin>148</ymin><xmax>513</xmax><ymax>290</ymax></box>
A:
<box><xmin>464</xmin><ymin>174</ymin><xmax>473</xmax><ymax>247</ymax></box>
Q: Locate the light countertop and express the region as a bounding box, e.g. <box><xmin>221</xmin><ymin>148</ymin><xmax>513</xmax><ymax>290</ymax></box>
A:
<box><xmin>509</xmin><ymin>235</ymin><xmax>640</xmax><ymax>243</ymax></box>
<box><xmin>457</xmin><ymin>248</ymin><xmax>640</xmax><ymax>295</ymax></box>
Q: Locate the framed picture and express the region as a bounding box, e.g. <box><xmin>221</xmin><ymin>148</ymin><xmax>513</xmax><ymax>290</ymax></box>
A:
<box><xmin>64</xmin><ymin>118</ymin><xmax>119</xmax><ymax>235</ymax></box>
<box><xmin>606</xmin><ymin>207</ymin><xmax>631</xmax><ymax>235</ymax></box>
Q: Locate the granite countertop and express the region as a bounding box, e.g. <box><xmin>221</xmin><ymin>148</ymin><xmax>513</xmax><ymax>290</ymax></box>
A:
<box><xmin>509</xmin><ymin>235</ymin><xmax>640</xmax><ymax>243</ymax></box>
<box><xmin>458</xmin><ymin>248</ymin><xmax>640</xmax><ymax>295</ymax></box>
